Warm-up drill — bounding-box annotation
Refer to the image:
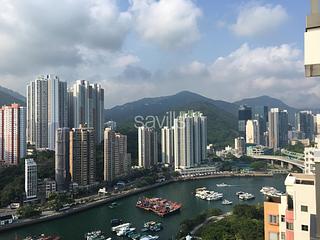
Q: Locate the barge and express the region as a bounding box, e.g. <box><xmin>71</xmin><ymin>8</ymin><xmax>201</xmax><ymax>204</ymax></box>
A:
<box><xmin>136</xmin><ymin>197</ymin><xmax>182</xmax><ymax>217</ymax></box>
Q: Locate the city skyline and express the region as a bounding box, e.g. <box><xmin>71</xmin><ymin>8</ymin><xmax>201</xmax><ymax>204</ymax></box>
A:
<box><xmin>0</xmin><ymin>1</ymin><xmax>319</xmax><ymax>109</ymax></box>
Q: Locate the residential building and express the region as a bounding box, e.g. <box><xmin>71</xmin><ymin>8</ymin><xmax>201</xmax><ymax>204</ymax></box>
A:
<box><xmin>238</xmin><ymin>105</ymin><xmax>252</xmax><ymax>138</ymax></box>
<box><xmin>0</xmin><ymin>104</ymin><xmax>26</xmax><ymax>165</ymax></box>
<box><xmin>138</xmin><ymin>127</ymin><xmax>158</xmax><ymax>169</ymax></box>
<box><xmin>246</xmin><ymin>145</ymin><xmax>273</xmax><ymax>156</ymax></box>
<box><xmin>104</xmin><ymin>128</ymin><xmax>131</xmax><ymax>182</ymax></box>
<box><xmin>48</xmin><ymin>76</ymin><xmax>68</xmax><ymax>150</ymax></box>
<box><xmin>295</xmin><ymin>111</ymin><xmax>315</xmax><ymax>141</ymax></box>
<box><xmin>38</xmin><ymin>178</ymin><xmax>56</xmax><ymax>199</ymax></box>
<box><xmin>105</xmin><ymin>121</ymin><xmax>117</xmax><ymax>131</ymax></box>
<box><xmin>25</xmin><ymin>159</ymin><xmax>37</xmax><ymax>199</ymax></box>
<box><xmin>268</xmin><ymin>108</ymin><xmax>288</xmax><ymax>151</ymax></box>
<box><xmin>174</xmin><ymin>111</ymin><xmax>207</xmax><ymax>171</ymax></box>
<box><xmin>253</xmin><ymin>106</ymin><xmax>268</xmax><ymax>145</ymax></box>
<box><xmin>304</xmin><ymin>147</ymin><xmax>320</xmax><ymax>174</ymax></box>
<box><xmin>234</xmin><ymin>137</ymin><xmax>246</xmax><ymax>155</ymax></box>
<box><xmin>69</xmin><ymin>80</ymin><xmax>104</xmax><ymax>143</ymax></box>
<box><xmin>264</xmin><ymin>173</ymin><xmax>318</xmax><ymax>240</ymax></box>
<box><xmin>70</xmin><ymin>125</ymin><xmax>96</xmax><ymax>186</ymax></box>
<box><xmin>161</xmin><ymin>126</ymin><xmax>174</xmax><ymax>166</ymax></box>
<box><xmin>55</xmin><ymin>128</ymin><xmax>70</xmax><ymax>191</ymax></box>
<box><xmin>27</xmin><ymin>75</ymin><xmax>68</xmax><ymax>150</ymax></box>
<box><xmin>315</xmin><ymin>114</ymin><xmax>320</xmax><ymax>135</ymax></box>
<box><xmin>246</xmin><ymin>119</ymin><xmax>260</xmax><ymax>145</ymax></box>
<box><xmin>27</xmin><ymin>76</ymin><xmax>48</xmax><ymax>148</ymax></box>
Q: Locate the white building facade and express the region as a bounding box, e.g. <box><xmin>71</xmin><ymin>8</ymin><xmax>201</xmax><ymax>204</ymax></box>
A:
<box><xmin>174</xmin><ymin>111</ymin><xmax>207</xmax><ymax>171</ymax></box>
<box><xmin>69</xmin><ymin>80</ymin><xmax>104</xmax><ymax>143</ymax></box>
<box><xmin>25</xmin><ymin>159</ymin><xmax>37</xmax><ymax>199</ymax></box>
<box><xmin>161</xmin><ymin>127</ymin><xmax>174</xmax><ymax>166</ymax></box>
<box><xmin>27</xmin><ymin>75</ymin><xmax>68</xmax><ymax>150</ymax></box>
<box><xmin>246</xmin><ymin>119</ymin><xmax>260</xmax><ymax>145</ymax></box>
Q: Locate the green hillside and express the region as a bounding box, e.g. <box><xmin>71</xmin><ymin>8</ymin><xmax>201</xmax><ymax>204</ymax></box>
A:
<box><xmin>105</xmin><ymin>91</ymin><xmax>238</xmax><ymax>162</ymax></box>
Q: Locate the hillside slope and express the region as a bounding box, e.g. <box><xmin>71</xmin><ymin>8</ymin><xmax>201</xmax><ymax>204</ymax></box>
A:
<box><xmin>105</xmin><ymin>91</ymin><xmax>238</xmax><ymax>161</ymax></box>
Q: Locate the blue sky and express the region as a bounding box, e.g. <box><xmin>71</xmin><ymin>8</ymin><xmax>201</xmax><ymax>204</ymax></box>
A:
<box><xmin>0</xmin><ymin>0</ymin><xmax>318</xmax><ymax>108</ymax></box>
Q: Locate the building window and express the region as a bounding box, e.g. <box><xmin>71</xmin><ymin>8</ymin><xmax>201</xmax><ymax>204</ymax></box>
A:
<box><xmin>302</xmin><ymin>225</ymin><xmax>309</xmax><ymax>231</ymax></box>
<box><xmin>268</xmin><ymin>215</ymin><xmax>279</xmax><ymax>225</ymax></box>
<box><xmin>301</xmin><ymin>205</ymin><xmax>308</xmax><ymax>212</ymax></box>
<box><xmin>269</xmin><ymin>232</ymin><xmax>279</xmax><ymax>240</ymax></box>
<box><xmin>281</xmin><ymin>215</ymin><xmax>285</xmax><ymax>222</ymax></box>
<box><xmin>281</xmin><ymin>232</ymin><xmax>285</xmax><ymax>240</ymax></box>
<box><xmin>286</xmin><ymin>222</ymin><xmax>294</xmax><ymax>230</ymax></box>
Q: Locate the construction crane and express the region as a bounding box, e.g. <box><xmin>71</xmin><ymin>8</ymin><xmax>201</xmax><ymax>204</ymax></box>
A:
<box><xmin>305</xmin><ymin>0</ymin><xmax>320</xmax><ymax>77</ymax></box>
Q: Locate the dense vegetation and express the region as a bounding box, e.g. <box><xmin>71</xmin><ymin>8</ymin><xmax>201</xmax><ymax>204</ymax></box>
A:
<box><xmin>176</xmin><ymin>208</ymin><xmax>223</xmax><ymax>239</ymax></box>
<box><xmin>0</xmin><ymin>150</ymin><xmax>55</xmax><ymax>207</ymax></box>
<box><xmin>286</xmin><ymin>142</ymin><xmax>305</xmax><ymax>154</ymax></box>
<box><xmin>198</xmin><ymin>205</ymin><xmax>264</xmax><ymax>240</ymax></box>
<box><xmin>17</xmin><ymin>205</ymin><xmax>41</xmax><ymax>218</ymax></box>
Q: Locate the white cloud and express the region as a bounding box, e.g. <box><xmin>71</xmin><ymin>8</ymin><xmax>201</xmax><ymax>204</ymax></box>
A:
<box><xmin>102</xmin><ymin>43</ymin><xmax>320</xmax><ymax>109</ymax></box>
<box><xmin>230</xmin><ymin>2</ymin><xmax>288</xmax><ymax>37</ymax></box>
<box><xmin>112</xmin><ymin>54</ymin><xmax>140</xmax><ymax>68</ymax></box>
<box><xmin>129</xmin><ymin>0</ymin><xmax>202</xmax><ymax>49</ymax></box>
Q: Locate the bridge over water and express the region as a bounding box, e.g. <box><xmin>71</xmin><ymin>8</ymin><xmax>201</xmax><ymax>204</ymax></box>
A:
<box><xmin>252</xmin><ymin>154</ymin><xmax>305</xmax><ymax>171</ymax></box>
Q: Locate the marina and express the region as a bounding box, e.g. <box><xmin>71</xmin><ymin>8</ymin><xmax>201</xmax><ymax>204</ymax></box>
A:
<box><xmin>0</xmin><ymin>175</ymin><xmax>286</xmax><ymax>240</ymax></box>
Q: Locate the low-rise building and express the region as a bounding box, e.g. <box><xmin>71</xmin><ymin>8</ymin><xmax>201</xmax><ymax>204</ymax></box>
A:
<box><xmin>178</xmin><ymin>165</ymin><xmax>218</xmax><ymax>177</ymax></box>
<box><xmin>38</xmin><ymin>178</ymin><xmax>57</xmax><ymax>199</ymax></box>
<box><xmin>246</xmin><ymin>145</ymin><xmax>273</xmax><ymax>156</ymax></box>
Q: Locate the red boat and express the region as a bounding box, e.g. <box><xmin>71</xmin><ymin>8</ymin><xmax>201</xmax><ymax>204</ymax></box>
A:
<box><xmin>136</xmin><ymin>197</ymin><xmax>182</xmax><ymax>217</ymax></box>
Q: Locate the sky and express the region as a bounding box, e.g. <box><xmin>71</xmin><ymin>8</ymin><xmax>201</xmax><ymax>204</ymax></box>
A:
<box><xmin>0</xmin><ymin>0</ymin><xmax>318</xmax><ymax>108</ymax></box>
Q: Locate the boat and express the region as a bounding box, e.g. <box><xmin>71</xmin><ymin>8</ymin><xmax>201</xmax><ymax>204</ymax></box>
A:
<box><xmin>195</xmin><ymin>187</ymin><xmax>207</xmax><ymax>192</ymax></box>
<box><xmin>140</xmin><ymin>235</ymin><xmax>159</xmax><ymax>240</ymax></box>
<box><xmin>222</xmin><ymin>199</ymin><xmax>233</xmax><ymax>205</ymax></box>
<box><xmin>216</xmin><ymin>183</ymin><xmax>229</xmax><ymax>187</ymax></box>
<box><xmin>195</xmin><ymin>188</ymin><xmax>223</xmax><ymax>201</ymax></box>
<box><xmin>85</xmin><ymin>231</ymin><xmax>110</xmax><ymax>240</ymax></box>
<box><xmin>23</xmin><ymin>234</ymin><xmax>61</xmax><ymax>240</ymax></box>
<box><xmin>236</xmin><ymin>191</ymin><xmax>245</xmax><ymax>196</ymax></box>
<box><xmin>111</xmin><ymin>223</ymin><xmax>131</xmax><ymax>232</ymax></box>
<box><xmin>238</xmin><ymin>193</ymin><xmax>255</xmax><ymax>201</ymax></box>
<box><xmin>108</xmin><ymin>202</ymin><xmax>118</xmax><ymax>209</ymax></box>
<box><xmin>128</xmin><ymin>232</ymin><xmax>141</xmax><ymax>240</ymax></box>
<box><xmin>116</xmin><ymin>227</ymin><xmax>136</xmax><ymax>237</ymax></box>
<box><xmin>136</xmin><ymin>197</ymin><xmax>182</xmax><ymax>217</ymax></box>
<box><xmin>110</xmin><ymin>218</ymin><xmax>123</xmax><ymax>227</ymax></box>
<box><xmin>260</xmin><ymin>186</ymin><xmax>282</xmax><ymax>197</ymax></box>
<box><xmin>206</xmin><ymin>192</ymin><xmax>223</xmax><ymax>201</ymax></box>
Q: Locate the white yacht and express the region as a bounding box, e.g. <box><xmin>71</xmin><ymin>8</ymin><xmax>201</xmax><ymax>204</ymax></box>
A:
<box><xmin>222</xmin><ymin>199</ymin><xmax>233</xmax><ymax>205</ymax></box>
<box><xmin>112</xmin><ymin>223</ymin><xmax>131</xmax><ymax>232</ymax></box>
<box><xmin>216</xmin><ymin>183</ymin><xmax>229</xmax><ymax>187</ymax></box>
<box><xmin>238</xmin><ymin>193</ymin><xmax>255</xmax><ymax>201</ymax></box>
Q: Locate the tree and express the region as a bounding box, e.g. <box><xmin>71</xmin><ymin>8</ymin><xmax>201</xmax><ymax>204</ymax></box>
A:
<box><xmin>18</xmin><ymin>205</ymin><xmax>41</xmax><ymax>218</ymax></box>
<box><xmin>250</xmin><ymin>161</ymin><xmax>267</xmax><ymax>171</ymax></box>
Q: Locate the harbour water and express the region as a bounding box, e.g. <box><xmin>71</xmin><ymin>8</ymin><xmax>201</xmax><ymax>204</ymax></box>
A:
<box><xmin>1</xmin><ymin>175</ymin><xmax>286</xmax><ymax>240</ymax></box>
